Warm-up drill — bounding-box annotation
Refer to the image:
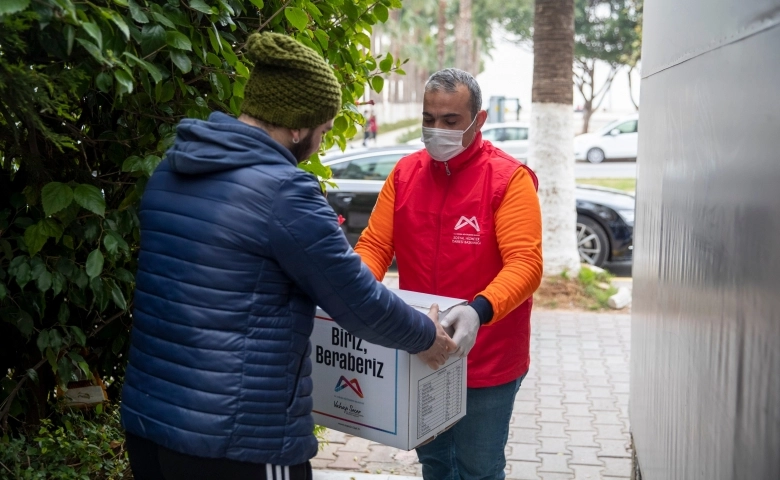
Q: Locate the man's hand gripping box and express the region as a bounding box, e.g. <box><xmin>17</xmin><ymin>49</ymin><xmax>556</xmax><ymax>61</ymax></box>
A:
<box><xmin>311</xmin><ymin>289</ymin><xmax>468</xmax><ymax>450</ymax></box>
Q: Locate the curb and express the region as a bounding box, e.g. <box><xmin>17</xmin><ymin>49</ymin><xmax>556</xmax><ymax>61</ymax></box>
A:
<box><xmin>313</xmin><ymin>471</ymin><xmax>421</xmax><ymax>480</ymax></box>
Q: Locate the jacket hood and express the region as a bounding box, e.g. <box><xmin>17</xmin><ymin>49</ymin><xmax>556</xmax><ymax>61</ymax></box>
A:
<box><xmin>166</xmin><ymin>111</ymin><xmax>297</xmax><ymax>175</ymax></box>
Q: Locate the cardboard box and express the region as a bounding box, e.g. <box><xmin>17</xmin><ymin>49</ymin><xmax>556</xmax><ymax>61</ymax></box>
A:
<box><xmin>311</xmin><ymin>289</ymin><xmax>468</xmax><ymax>450</ymax></box>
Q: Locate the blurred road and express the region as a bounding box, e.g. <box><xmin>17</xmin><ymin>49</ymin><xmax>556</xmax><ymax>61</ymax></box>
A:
<box><xmin>574</xmin><ymin>161</ymin><xmax>636</xmax><ymax>179</ymax></box>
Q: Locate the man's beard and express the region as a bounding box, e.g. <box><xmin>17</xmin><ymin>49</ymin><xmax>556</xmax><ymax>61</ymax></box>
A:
<box><xmin>289</xmin><ymin>130</ymin><xmax>316</xmax><ymax>162</ymax></box>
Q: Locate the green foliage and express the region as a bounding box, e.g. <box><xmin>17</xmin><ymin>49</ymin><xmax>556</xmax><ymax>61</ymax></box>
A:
<box><xmin>0</xmin><ymin>406</ymin><xmax>129</xmax><ymax>479</ymax></box>
<box><xmin>0</xmin><ymin>0</ymin><xmax>403</xmax><ymax>433</ymax></box>
<box><xmin>386</xmin><ymin>0</ymin><xmax>534</xmax><ymax>75</ymax></box>
<box><xmin>578</xmin><ymin>266</ymin><xmax>617</xmax><ymax>309</ymax></box>
<box><xmin>574</xmin><ymin>0</ymin><xmax>640</xmax><ymax>66</ymax></box>
<box><xmin>376</xmin><ymin>117</ymin><xmax>420</xmax><ymax>134</ymax></box>
<box><xmin>577</xmin><ymin>178</ymin><xmax>636</xmax><ymax>193</ymax></box>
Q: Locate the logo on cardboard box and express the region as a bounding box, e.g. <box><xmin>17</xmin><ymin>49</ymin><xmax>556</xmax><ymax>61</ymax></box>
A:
<box><xmin>335</xmin><ymin>376</ymin><xmax>364</xmax><ymax>398</ymax></box>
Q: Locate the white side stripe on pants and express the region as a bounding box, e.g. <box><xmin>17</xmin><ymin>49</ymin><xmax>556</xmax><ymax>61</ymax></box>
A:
<box><xmin>265</xmin><ymin>463</ymin><xmax>291</xmax><ymax>480</ymax></box>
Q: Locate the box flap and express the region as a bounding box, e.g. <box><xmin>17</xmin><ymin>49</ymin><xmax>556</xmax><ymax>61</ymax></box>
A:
<box><xmin>388</xmin><ymin>288</ymin><xmax>467</xmax><ymax>318</ymax></box>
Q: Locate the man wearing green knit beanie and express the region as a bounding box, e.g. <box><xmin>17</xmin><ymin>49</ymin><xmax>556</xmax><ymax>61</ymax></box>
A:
<box><xmin>238</xmin><ymin>31</ymin><xmax>342</xmax><ymax>160</ymax></box>
<box><xmin>122</xmin><ymin>31</ymin><xmax>454</xmax><ymax>480</ymax></box>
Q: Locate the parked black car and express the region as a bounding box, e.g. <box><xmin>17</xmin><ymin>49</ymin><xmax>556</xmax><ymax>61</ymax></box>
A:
<box><xmin>322</xmin><ymin>147</ymin><xmax>633</xmax><ymax>267</ymax></box>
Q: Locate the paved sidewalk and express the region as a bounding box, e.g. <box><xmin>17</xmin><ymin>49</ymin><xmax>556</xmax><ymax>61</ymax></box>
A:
<box><xmin>313</xmin><ymin>308</ymin><xmax>632</xmax><ymax>480</ymax></box>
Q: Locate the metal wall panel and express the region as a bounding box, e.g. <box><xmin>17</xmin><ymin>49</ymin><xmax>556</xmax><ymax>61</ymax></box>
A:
<box><xmin>631</xmin><ymin>1</ymin><xmax>780</xmax><ymax>479</ymax></box>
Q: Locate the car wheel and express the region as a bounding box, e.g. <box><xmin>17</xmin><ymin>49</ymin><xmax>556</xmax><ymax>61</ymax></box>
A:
<box><xmin>577</xmin><ymin>215</ymin><xmax>609</xmax><ymax>267</ymax></box>
<box><xmin>586</xmin><ymin>148</ymin><xmax>605</xmax><ymax>164</ymax></box>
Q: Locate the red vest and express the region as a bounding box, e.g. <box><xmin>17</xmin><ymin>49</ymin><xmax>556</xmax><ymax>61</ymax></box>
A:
<box><xmin>393</xmin><ymin>134</ymin><xmax>538</xmax><ymax>388</ymax></box>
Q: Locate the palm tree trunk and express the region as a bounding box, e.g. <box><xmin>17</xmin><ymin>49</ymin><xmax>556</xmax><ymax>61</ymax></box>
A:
<box><xmin>437</xmin><ymin>0</ymin><xmax>447</xmax><ymax>70</ymax></box>
<box><xmin>455</xmin><ymin>0</ymin><xmax>473</xmax><ymax>72</ymax></box>
<box><xmin>528</xmin><ymin>0</ymin><xmax>580</xmax><ymax>276</ymax></box>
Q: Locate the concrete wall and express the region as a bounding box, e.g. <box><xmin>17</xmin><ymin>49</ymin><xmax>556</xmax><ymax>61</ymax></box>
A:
<box><xmin>630</xmin><ymin>1</ymin><xmax>780</xmax><ymax>479</ymax></box>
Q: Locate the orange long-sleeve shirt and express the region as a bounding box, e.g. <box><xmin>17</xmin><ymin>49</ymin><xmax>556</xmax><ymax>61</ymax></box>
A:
<box><xmin>354</xmin><ymin>165</ymin><xmax>543</xmax><ymax>324</ymax></box>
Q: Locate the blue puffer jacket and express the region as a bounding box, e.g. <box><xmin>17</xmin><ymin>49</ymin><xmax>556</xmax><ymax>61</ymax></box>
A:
<box><xmin>120</xmin><ymin>112</ymin><xmax>436</xmax><ymax>466</ymax></box>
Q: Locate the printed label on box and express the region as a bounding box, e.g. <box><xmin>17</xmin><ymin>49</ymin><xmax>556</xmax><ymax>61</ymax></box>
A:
<box><xmin>311</xmin><ymin>317</ymin><xmax>404</xmax><ymax>435</ymax></box>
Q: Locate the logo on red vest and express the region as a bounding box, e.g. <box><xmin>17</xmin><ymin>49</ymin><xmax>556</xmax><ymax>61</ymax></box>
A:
<box><xmin>454</xmin><ymin>216</ymin><xmax>480</xmax><ymax>232</ymax></box>
<box><xmin>453</xmin><ymin>216</ymin><xmax>481</xmax><ymax>245</ymax></box>
<box><xmin>335</xmin><ymin>376</ymin><xmax>364</xmax><ymax>398</ymax></box>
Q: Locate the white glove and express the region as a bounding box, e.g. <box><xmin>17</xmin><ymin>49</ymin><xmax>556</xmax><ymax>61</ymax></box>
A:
<box><xmin>439</xmin><ymin>305</ymin><xmax>480</xmax><ymax>358</ymax></box>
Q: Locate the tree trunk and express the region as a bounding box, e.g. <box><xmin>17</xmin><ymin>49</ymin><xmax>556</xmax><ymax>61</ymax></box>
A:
<box><xmin>438</xmin><ymin>0</ymin><xmax>447</xmax><ymax>70</ymax></box>
<box><xmin>627</xmin><ymin>65</ymin><xmax>639</xmax><ymax>110</ymax></box>
<box><xmin>529</xmin><ymin>0</ymin><xmax>580</xmax><ymax>276</ymax></box>
<box><xmin>471</xmin><ymin>37</ymin><xmax>481</xmax><ymax>75</ymax></box>
<box><xmin>455</xmin><ymin>0</ymin><xmax>472</xmax><ymax>72</ymax></box>
<box><xmin>581</xmin><ymin>99</ymin><xmax>593</xmax><ymax>134</ymax></box>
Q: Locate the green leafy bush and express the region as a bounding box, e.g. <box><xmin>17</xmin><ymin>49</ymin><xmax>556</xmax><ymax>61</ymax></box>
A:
<box><xmin>1</xmin><ymin>0</ymin><xmax>404</xmax><ymax>433</ymax></box>
<box><xmin>0</xmin><ymin>406</ymin><xmax>129</xmax><ymax>479</ymax></box>
<box><xmin>577</xmin><ymin>267</ymin><xmax>617</xmax><ymax>309</ymax></box>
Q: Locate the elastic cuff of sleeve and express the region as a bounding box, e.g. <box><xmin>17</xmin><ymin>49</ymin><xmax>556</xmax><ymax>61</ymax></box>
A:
<box><xmin>470</xmin><ymin>296</ymin><xmax>494</xmax><ymax>325</ymax></box>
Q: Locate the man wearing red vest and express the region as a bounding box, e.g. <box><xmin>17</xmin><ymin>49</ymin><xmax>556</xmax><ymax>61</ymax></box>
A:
<box><xmin>354</xmin><ymin>68</ymin><xmax>543</xmax><ymax>480</ymax></box>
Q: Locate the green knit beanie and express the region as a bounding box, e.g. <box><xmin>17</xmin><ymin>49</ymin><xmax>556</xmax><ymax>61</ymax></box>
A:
<box><xmin>241</xmin><ymin>32</ymin><xmax>342</xmax><ymax>129</ymax></box>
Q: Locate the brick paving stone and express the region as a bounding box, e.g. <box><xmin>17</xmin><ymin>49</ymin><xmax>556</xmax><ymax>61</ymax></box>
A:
<box><xmin>615</xmin><ymin>393</ymin><xmax>630</xmax><ymax>407</ymax></box>
<box><xmin>593</xmin><ymin>411</ymin><xmax>624</xmax><ymax>426</ymax></box>
<box><xmin>538</xmin><ymin>436</ymin><xmax>572</xmax><ymax>454</ymax></box>
<box><xmin>583</xmin><ymin>359</ymin><xmax>605</xmax><ymax>369</ymax></box>
<box><xmin>564</xmin><ymin>403</ymin><xmax>593</xmax><ymax>417</ymax></box>
<box><xmin>597</xmin><ymin>439</ymin><xmax>631</xmax><ymax>458</ymax></box>
<box><xmin>512</xmin><ymin>413</ymin><xmax>541</xmax><ymax>429</ymax></box>
<box><xmin>310</xmin><ymin>458</ymin><xmax>332</xmax><ymax>470</ymax></box>
<box><xmin>538</xmin><ymin>375</ymin><xmax>564</xmax><ymax>386</ymax></box>
<box><xmin>561</xmin><ymin>371</ymin><xmax>586</xmax><ymax>381</ymax></box>
<box><xmin>509</xmin><ymin>427</ymin><xmax>541</xmax><ymax>444</ymax></box>
<box><xmin>568</xmin><ymin>446</ymin><xmax>603</xmax><ymax>466</ymax></box>
<box><xmin>565</xmin><ymin>416</ymin><xmax>595</xmax><ymax>431</ymax></box>
<box><xmin>610</xmin><ymin>372</ymin><xmax>630</xmax><ymax>383</ymax></box>
<box><xmin>571</xmin><ymin>464</ymin><xmax>606</xmax><ymax>479</ymax></box>
<box><xmin>340</xmin><ymin>437</ymin><xmax>373</xmax><ymax>452</ymax></box>
<box><xmin>314</xmin><ymin>443</ymin><xmax>339</xmax><ymax>461</ymax></box>
<box><xmin>516</xmin><ymin>388</ymin><xmax>538</xmax><ymax>402</ymax></box>
<box><xmin>602</xmin><ymin>457</ymin><xmax>632</xmax><ymax>477</ymax></box>
<box><xmin>538</xmin><ymin>395</ymin><xmax>566</xmax><ymax>409</ymax></box>
<box><xmin>539</xmin><ymin>384</ymin><xmax>564</xmax><ymax>396</ymax></box>
<box><xmin>585</xmin><ymin>376</ymin><xmax>611</xmax><ymax>387</ymax></box>
<box><xmin>604</xmin><ymin>356</ymin><xmax>627</xmax><ymax>366</ymax></box>
<box><xmin>587</xmin><ymin>387</ymin><xmax>614</xmax><ymax>398</ymax></box>
<box><xmin>539</xmin><ymin>408</ymin><xmax>567</xmax><ymax>423</ymax></box>
<box><xmin>538</xmin><ymin>422</ymin><xmax>568</xmax><ymax>438</ymax></box>
<box><xmin>612</xmin><ymin>382</ymin><xmax>630</xmax><ymax>394</ymax></box>
<box><xmin>363</xmin><ymin>445</ymin><xmax>399</xmax><ymax>463</ymax></box>
<box><xmin>506</xmin><ymin>443</ymin><xmax>541</xmax><ymax>462</ymax></box>
<box><xmin>595</xmin><ymin>425</ymin><xmax>628</xmax><ymax>440</ymax></box>
<box><xmin>581</xmin><ymin>349</ymin><xmax>605</xmax><ymax>359</ymax></box>
<box><xmin>394</xmin><ymin>449</ymin><xmax>419</xmax><ymax>465</ymax></box>
<box><xmin>514</xmin><ymin>400</ymin><xmax>539</xmax><ymax>414</ymax></box>
<box><xmin>562</xmin><ymin>391</ymin><xmax>590</xmax><ymax>404</ymax></box>
<box><xmin>539</xmin><ymin>356</ymin><xmax>561</xmax><ymax>366</ymax></box>
<box><xmin>538</xmin><ymin>453</ymin><xmax>574</xmax><ymax>474</ymax></box>
<box><xmin>327</xmin><ymin>452</ymin><xmax>364</xmax><ymax>470</ymax></box>
<box><xmin>608</xmin><ymin>364</ymin><xmax>630</xmax><ymax>374</ymax></box>
<box><xmin>568</xmin><ymin>431</ymin><xmax>600</xmax><ymax>449</ymax></box>
<box><xmin>584</xmin><ymin>366</ymin><xmax>609</xmax><ymax>377</ymax></box>
<box><xmin>539</xmin><ymin>473</ymin><xmax>575</xmax><ymax>480</ymax></box>
<box><xmin>562</xmin><ymin>381</ymin><xmax>588</xmax><ymax>392</ymax></box>
<box><xmin>324</xmin><ymin>428</ymin><xmax>348</xmax><ymax>444</ymax></box>
<box><xmin>590</xmin><ymin>398</ymin><xmax>619</xmax><ymax>411</ymax></box>
<box><xmin>505</xmin><ymin>460</ymin><xmax>541</xmax><ymax>479</ymax></box>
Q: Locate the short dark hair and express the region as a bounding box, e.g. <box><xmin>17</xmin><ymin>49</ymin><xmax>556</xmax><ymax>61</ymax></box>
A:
<box><xmin>424</xmin><ymin>68</ymin><xmax>482</xmax><ymax>119</ymax></box>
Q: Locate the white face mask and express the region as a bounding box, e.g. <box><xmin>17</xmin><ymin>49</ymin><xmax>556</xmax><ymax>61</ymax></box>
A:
<box><xmin>422</xmin><ymin>116</ymin><xmax>477</xmax><ymax>162</ymax></box>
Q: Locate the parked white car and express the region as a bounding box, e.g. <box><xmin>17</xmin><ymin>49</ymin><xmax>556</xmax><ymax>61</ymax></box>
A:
<box><xmin>406</xmin><ymin>121</ymin><xmax>530</xmax><ymax>162</ymax></box>
<box><xmin>574</xmin><ymin>114</ymin><xmax>639</xmax><ymax>163</ymax></box>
